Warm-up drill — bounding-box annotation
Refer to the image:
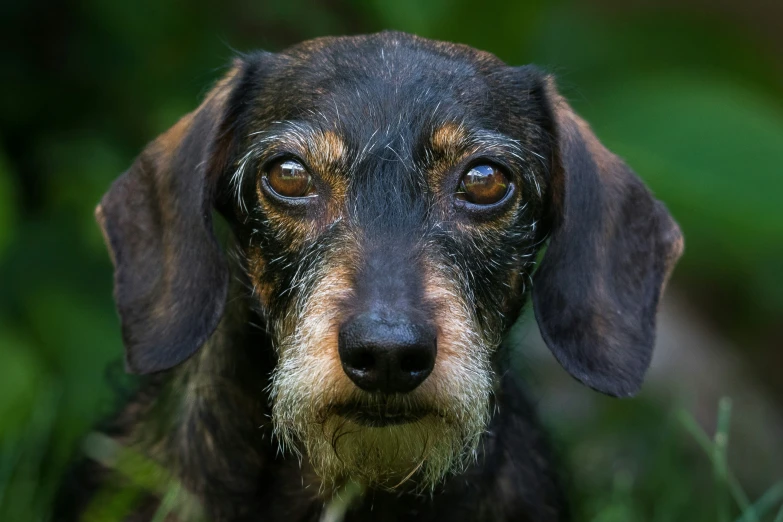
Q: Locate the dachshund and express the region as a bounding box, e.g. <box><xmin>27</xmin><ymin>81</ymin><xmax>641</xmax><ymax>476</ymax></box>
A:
<box><xmin>56</xmin><ymin>31</ymin><xmax>683</xmax><ymax>522</ymax></box>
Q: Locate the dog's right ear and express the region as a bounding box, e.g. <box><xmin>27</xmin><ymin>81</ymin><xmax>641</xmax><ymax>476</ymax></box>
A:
<box><xmin>530</xmin><ymin>73</ymin><xmax>683</xmax><ymax>398</ymax></box>
<box><xmin>96</xmin><ymin>62</ymin><xmax>247</xmax><ymax>374</ymax></box>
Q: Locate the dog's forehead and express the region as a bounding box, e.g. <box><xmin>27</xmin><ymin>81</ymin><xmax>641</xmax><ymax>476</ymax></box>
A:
<box><xmin>257</xmin><ymin>32</ymin><xmax>525</xmax><ymax>136</ymax></box>
<box><xmin>283</xmin><ymin>32</ymin><xmax>504</xmax><ymax>81</ymax></box>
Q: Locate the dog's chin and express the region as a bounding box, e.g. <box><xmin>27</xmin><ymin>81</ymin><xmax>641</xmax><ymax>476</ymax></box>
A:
<box><xmin>308</xmin><ymin>411</ymin><xmax>477</xmax><ymax>491</ymax></box>
<box><xmin>272</xmin><ymin>398</ymin><xmax>490</xmax><ymax>492</ymax></box>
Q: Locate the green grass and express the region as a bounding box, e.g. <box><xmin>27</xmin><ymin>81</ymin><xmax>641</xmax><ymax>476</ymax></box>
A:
<box><xmin>677</xmin><ymin>399</ymin><xmax>783</xmax><ymax>522</ymax></box>
<box><xmin>0</xmin><ymin>387</ymin><xmax>780</xmax><ymax>521</ymax></box>
<box><xmin>559</xmin><ymin>397</ymin><xmax>783</xmax><ymax>522</ymax></box>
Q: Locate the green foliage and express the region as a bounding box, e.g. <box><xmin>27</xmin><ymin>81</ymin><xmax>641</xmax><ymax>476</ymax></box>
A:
<box><xmin>0</xmin><ymin>0</ymin><xmax>781</xmax><ymax>519</ymax></box>
<box><xmin>571</xmin><ymin>74</ymin><xmax>783</xmax><ymax>313</ymax></box>
<box><xmin>551</xmin><ymin>398</ymin><xmax>783</xmax><ymax>522</ymax></box>
<box><xmin>0</xmin><ymin>152</ymin><xmax>16</xmax><ymax>258</ymax></box>
<box><xmin>525</xmin><ymin>6</ymin><xmax>783</xmax><ymax>329</ymax></box>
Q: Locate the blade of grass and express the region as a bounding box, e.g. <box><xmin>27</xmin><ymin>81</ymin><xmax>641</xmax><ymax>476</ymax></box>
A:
<box><xmin>3</xmin><ymin>386</ymin><xmax>60</xmax><ymax>522</ymax></box>
<box><xmin>82</xmin><ymin>485</ymin><xmax>143</xmax><ymax>522</ymax></box>
<box><xmin>83</xmin><ymin>432</ymin><xmax>205</xmax><ymax>521</ymax></box>
<box><xmin>678</xmin><ymin>406</ymin><xmax>756</xmax><ymax>522</ymax></box>
<box><xmin>735</xmin><ymin>482</ymin><xmax>783</xmax><ymax>522</ymax></box>
<box><xmin>321</xmin><ymin>480</ymin><xmax>365</xmax><ymax>522</ymax></box>
<box><xmin>773</xmin><ymin>503</ymin><xmax>783</xmax><ymax>522</ymax></box>
<box><xmin>150</xmin><ymin>483</ymin><xmax>181</xmax><ymax>522</ymax></box>
<box><xmin>715</xmin><ymin>397</ymin><xmax>732</xmax><ymax>522</ymax></box>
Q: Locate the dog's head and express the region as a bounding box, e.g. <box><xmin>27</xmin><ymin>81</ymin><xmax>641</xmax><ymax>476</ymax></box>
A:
<box><xmin>97</xmin><ymin>32</ymin><xmax>682</xmax><ymax>490</ymax></box>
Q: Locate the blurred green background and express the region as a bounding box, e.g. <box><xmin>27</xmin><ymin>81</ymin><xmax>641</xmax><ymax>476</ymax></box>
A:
<box><xmin>1</xmin><ymin>0</ymin><xmax>781</xmax><ymax>520</ymax></box>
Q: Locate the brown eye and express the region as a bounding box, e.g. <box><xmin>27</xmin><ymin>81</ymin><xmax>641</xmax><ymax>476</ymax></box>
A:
<box><xmin>265</xmin><ymin>159</ymin><xmax>313</xmax><ymax>198</ymax></box>
<box><xmin>457</xmin><ymin>164</ymin><xmax>510</xmax><ymax>205</ymax></box>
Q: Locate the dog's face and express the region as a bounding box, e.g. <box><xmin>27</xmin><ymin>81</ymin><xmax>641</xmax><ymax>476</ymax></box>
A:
<box><xmin>97</xmin><ymin>33</ymin><xmax>683</xmax><ymax>490</ymax></box>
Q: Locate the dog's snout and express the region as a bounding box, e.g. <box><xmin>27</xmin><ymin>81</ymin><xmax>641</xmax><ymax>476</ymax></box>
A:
<box><xmin>338</xmin><ymin>313</ymin><xmax>436</xmax><ymax>394</ymax></box>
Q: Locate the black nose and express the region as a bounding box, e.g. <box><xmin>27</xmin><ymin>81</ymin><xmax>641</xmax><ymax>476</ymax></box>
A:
<box><xmin>338</xmin><ymin>313</ymin><xmax>437</xmax><ymax>394</ymax></box>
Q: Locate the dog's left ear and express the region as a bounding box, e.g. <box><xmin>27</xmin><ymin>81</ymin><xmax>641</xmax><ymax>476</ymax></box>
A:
<box><xmin>96</xmin><ymin>63</ymin><xmax>247</xmax><ymax>374</ymax></box>
<box><xmin>531</xmin><ymin>74</ymin><xmax>684</xmax><ymax>397</ymax></box>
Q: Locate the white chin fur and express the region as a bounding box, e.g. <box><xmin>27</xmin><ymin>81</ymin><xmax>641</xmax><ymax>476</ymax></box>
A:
<box><xmin>271</xmin><ymin>400</ymin><xmax>491</xmax><ymax>491</ymax></box>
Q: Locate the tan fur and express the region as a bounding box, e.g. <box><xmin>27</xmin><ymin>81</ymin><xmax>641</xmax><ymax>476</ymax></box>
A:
<box><xmin>427</xmin><ymin>122</ymin><xmax>470</xmax><ymax>194</ymax></box>
<box><xmin>252</xmin><ymin>128</ymin><xmax>350</xmax><ymax>249</ymax></box>
<box><xmin>309</xmin><ymin>130</ymin><xmax>349</xmax><ymax>221</ymax></box>
<box><xmin>269</xmin><ymin>240</ymin><xmax>496</xmax><ymax>492</ymax></box>
<box><xmin>247</xmin><ymin>247</ymin><xmax>275</xmax><ymax>308</ymax></box>
<box><xmin>319</xmin><ymin>130</ymin><xmax>347</xmax><ymax>166</ymax></box>
<box><xmin>431</xmin><ymin>122</ymin><xmax>468</xmax><ymax>156</ymax></box>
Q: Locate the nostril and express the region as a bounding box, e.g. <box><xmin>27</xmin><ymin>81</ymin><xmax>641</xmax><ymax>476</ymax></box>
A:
<box><xmin>338</xmin><ymin>314</ymin><xmax>437</xmax><ymax>393</ymax></box>
<box><xmin>350</xmin><ymin>350</ymin><xmax>375</xmax><ymax>372</ymax></box>
<box><xmin>399</xmin><ymin>348</ymin><xmax>433</xmax><ymax>374</ymax></box>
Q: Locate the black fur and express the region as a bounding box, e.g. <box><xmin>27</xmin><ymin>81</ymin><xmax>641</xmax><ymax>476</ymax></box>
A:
<box><xmin>58</xmin><ymin>31</ymin><xmax>682</xmax><ymax>521</ymax></box>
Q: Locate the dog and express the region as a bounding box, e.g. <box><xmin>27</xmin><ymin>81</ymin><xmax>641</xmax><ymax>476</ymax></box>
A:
<box><xmin>56</xmin><ymin>31</ymin><xmax>683</xmax><ymax>522</ymax></box>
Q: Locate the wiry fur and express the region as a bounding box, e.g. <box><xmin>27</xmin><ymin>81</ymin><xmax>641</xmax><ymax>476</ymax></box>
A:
<box><xmin>270</xmin><ymin>252</ymin><xmax>494</xmax><ymax>491</ymax></box>
<box><xmin>56</xmin><ymin>31</ymin><xmax>683</xmax><ymax>522</ymax></box>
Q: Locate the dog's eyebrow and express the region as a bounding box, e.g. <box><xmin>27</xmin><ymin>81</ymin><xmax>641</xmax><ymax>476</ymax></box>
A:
<box><xmin>430</xmin><ymin>122</ymin><xmax>470</xmax><ymax>153</ymax></box>
<box><xmin>246</xmin><ymin>121</ymin><xmax>344</xmax><ymax>157</ymax></box>
<box><xmin>429</xmin><ymin>123</ymin><xmax>545</xmax><ymax>198</ymax></box>
<box><xmin>430</xmin><ymin>122</ymin><xmax>533</xmax><ymax>162</ymax></box>
<box><xmin>474</xmin><ymin>130</ymin><xmax>545</xmax><ymax>198</ymax></box>
<box><xmin>231</xmin><ymin>121</ymin><xmax>348</xmax><ymax>211</ymax></box>
<box><xmin>471</xmin><ymin>130</ymin><xmax>537</xmax><ymax>161</ymax></box>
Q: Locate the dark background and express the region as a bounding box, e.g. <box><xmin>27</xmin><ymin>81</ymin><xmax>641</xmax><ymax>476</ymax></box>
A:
<box><xmin>1</xmin><ymin>0</ymin><xmax>781</xmax><ymax>520</ymax></box>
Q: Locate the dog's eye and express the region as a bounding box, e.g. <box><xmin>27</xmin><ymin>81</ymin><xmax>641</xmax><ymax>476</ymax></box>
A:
<box><xmin>457</xmin><ymin>164</ymin><xmax>509</xmax><ymax>205</ymax></box>
<box><xmin>265</xmin><ymin>159</ymin><xmax>313</xmax><ymax>198</ymax></box>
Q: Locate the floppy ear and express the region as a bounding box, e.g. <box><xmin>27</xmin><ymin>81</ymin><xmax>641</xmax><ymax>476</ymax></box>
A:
<box><xmin>532</xmin><ymin>76</ymin><xmax>683</xmax><ymax>397</ymax></box>
<box><xmin>96</xmin><ymin>65</ymin><xmax>244</xmax><ymax>374</ymax></box>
